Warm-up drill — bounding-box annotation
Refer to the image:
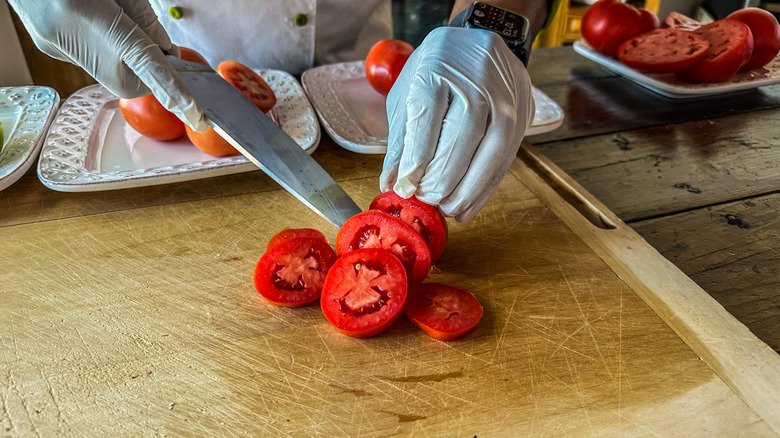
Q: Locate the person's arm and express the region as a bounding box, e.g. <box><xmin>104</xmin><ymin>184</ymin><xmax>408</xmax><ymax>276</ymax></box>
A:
<box><xmin>450</xmin><ymin>0</ymin><xmax>549</xmax><ymax>38</ymax></box>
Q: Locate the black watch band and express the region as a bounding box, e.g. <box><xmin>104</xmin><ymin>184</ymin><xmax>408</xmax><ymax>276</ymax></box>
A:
<box><xmin>449</xmin><ymin>2</ymin><xmax>532</xmax><ymax>67</ymax></box>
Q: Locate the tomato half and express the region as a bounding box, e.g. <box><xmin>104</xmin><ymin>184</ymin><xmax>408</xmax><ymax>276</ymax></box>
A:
<box><xmin>405</xmin><ymin>283</ymin><xmax>483</xmax><ymax>342</ymax></box>
<box><xmin>581</xmin><ymin>0</ymin><xmax>659</xmax><ymax>56</ymax></box>
<box><xmin>660</xmin><ymin>11</ymin><xmax>702</xmax><ymax>31</ymax></box>
<box><xmin>184</xmin><ymin>125</ymin><xmax>238</xmax><ymax>157</ymax></box>
<box><xmin>178</xmin><ymin>46</ymin><xmax>209</xmax><ymax>65</ymax></box>
<box><xmin>118</xmin><ymin>94</ymin><xmax>185</xmax><ymax>141</ymax></box>
<box><xmin>336</xmin><ymin>210</ymin><xmax>431</xmax><ymax>283</ymax></box>
<box><xmin>267</xmin><ymin>228</ymin><xmax>329</xmax><ymax>252</ymax></box>
<box><xmin>254</xmin><ymin>236</ymin><xmax>337</xmax><ymax>307</ymax></box>
<box><xmin>321</xmin><ymin>248</ymin><xmax>408</xmax><ymax>338</ymax></box>
<box><xmin>369</xmin><ymin>192</ymin><xmax>448</xmax><ymax>262</ymax></box>
<box><xmin>365</xmin><ymin>39</ymin><xmax>414</xmax><ymax>95</ymax></box>
<box><xmin>728</xmin><ymin>7</ymin><xmax>780</xmax><ymax>71</ymax></box>
<box><xmin>216</xmin><ymin>60</ymin><xmax>277</xmax><ymax>112</ymax></box>
<box><xmin>676</xmin><ymin>18</ymin><xmax>754</xmax><ymax>83</ymax></box>
<box><xmin>616</xmin><ymin>28</ymin><xmax>710</xmax><ymax>73</ymax></box>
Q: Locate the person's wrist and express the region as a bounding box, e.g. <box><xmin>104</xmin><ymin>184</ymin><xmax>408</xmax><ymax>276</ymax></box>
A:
<box><xmin>447</xmin><ymin>2</ymin><xmax>531</xmax><ymax>66</ymax></box>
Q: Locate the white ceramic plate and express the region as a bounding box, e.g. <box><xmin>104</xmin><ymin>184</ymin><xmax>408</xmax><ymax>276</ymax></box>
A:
<box><xmin>573</xmin><ymin>39</ymin><xmax>780</xmax><ymax>99</ymax></box>
<box><xmin>301</xmin><ymin>61</ymin><xmax>565</xmax><ymax>154</ymax></box>
<box><xmin>0</xmin><ymin>86</ymin><xmax>59</xmax><ymax>191</ymax></box>
<box><xmin>38</xmin><ymin>69</ymin><xmax>320</xmax><ymax>192</ymax></box>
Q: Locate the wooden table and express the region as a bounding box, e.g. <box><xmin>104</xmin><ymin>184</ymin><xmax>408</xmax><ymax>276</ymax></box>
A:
<box><xmin>2</xmin><ymin>47</ymin><xmax>780</xmax><ymax>436</ymax></box>
<box><xmin>527</xmin><ymin>46</ymin><xmax>780</xmax><ymax>354</ymax></box>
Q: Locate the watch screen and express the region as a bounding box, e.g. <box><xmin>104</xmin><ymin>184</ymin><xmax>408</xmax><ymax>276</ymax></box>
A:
<box><xmin>470</xmin><ymin>3</ymin><xmax>526</xmax><ymax>40</ymax></box>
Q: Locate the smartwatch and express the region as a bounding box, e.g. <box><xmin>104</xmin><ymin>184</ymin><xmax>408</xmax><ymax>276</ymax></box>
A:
<box><xmin>449</xmin><ymin>2</ymin><xmax>532</xmax><ymax>67</ymax></box>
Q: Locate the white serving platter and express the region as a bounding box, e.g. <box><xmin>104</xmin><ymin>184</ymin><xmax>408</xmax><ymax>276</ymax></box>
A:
<box><xmin>573</xmin><ymin>39</ymin><xmax>780</xmax><ymax>99</ymax></box>
<box><xmin>38</xmin><ymin>69</ymin><xmax>319</xmax><ymax>192</ymax></box>
<box><xmin>0</xmin><ymin>86</ymin><xmax>59</xmax><ymax>191</ymax></box>
<box><xmin>301</xmin><ymin>61</ymin><xmax>565</xmax><ymax>154</ymax></box>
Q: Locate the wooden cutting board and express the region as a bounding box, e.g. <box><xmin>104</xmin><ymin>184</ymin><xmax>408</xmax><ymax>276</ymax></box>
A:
<box><xmin>2</xmin><ymin>144</ymin><xmax>778</xmax><ymax>436</ymax></box>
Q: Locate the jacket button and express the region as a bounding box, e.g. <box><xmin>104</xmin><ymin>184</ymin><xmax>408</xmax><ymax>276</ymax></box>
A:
<box><xmin>169</xmin><ymin>6</ymin><xmax>183</xmax><ymax>19</ymax></box>
<box><xmin>293</xmin><ymin>13</ymin><xmax>308</xmax><ymax>27</ymax></box>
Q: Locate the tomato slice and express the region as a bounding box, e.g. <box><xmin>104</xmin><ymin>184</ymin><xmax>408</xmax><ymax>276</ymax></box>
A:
<box><xmin>660</xmin><ymin>11</ymin><xmax>702</xmax><ymax>31</ymax></box>
<box><xmin>267</xmin><ymin>228</ymin><xmax>329</xmax><ymax>252</ymax></box>
<box><xmin>405</xmin><ymin>283</ymin><xmax>483</xmax><ymax>342</ymax></box>
<box><xmin>119</xmin><ymin>94</ymin><xmax>185</xmax><ymax>141</ymax></box>
<box><xmin>253</xmin><ymin>236</ymin><xmax>337</xmax><ymax>307</ymax></box>
<box><xmin>728</xmin><ymin>7</ymin><xmax>780</xmax><ymax>71</ymax></box>
<box><xmin>616</xmin><ymin>29</ymin><xmax>710</xmax><ymax>73</ymax></box>
<box><xmin>216</xmin><ymin>60</ymin><xmax>277</xmax><ymax>112</ymax></box>
<box><xmin>676</xmin><ymin>18</ymin><xmax>754</xmax><ymax>83</ymax></box>
<box><xmin>321</xmin><ymin>248</ymin><xmax>408</xmax><ymax>338</ymax></box>
<box><xmin>336</xmin><ymin>210</ymin><xmax>431</xmax><ymax>283</ymax></box>
<box><xmin>369</xmin><ymin>192</ymin><xmax>448</xmax><ymax>262</ymax></box>
<box><xmin>178</xmin><ymin>46</ymin><xmax>209</xmax><ymax>65</ymax></box>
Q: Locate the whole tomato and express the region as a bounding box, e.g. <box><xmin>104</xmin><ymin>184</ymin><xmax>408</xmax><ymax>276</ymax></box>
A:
<box><xmin>728</xmin><ymin>7</ymin><xmax>780</xmax><ymax>71</ymax></box>
<box><xmin>118</xmin><ymin>94</ymin><xmax>185</xmax><ymax>141</ymax></box>
<box><xmin>582</xmin><ymin>0</ymin><xmax>659</xmax><ymax>56</ymax></box>
<box><xmin>365</xmin><ymin>39</ymin><xmax>414</xmax><ymax>95</ymax></box>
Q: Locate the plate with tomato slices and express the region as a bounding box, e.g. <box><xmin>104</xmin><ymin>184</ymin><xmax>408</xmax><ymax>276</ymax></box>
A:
<box><xmin>38</xmin><ymin>69</ymin><xmax>319</xmax><ymax>192</ymax></box>
<box><xmin>573</xmin><ymin>39</ymin><xmax>780</xmax><ymax>99</ymax></box>
<box><xmin>301</xmin><ymin>61</ymin><xmax>564</xmax><ymax>154</ymax></box>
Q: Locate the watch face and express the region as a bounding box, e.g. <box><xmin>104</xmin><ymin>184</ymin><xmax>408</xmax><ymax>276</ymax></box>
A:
<box><xmin>469</xmin><ymin>3</ymin><xmax>527</xmax><ymax>40</ymax></box>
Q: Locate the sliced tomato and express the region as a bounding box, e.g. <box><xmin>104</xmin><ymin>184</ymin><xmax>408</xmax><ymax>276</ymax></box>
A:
<box><xmin>616</xmin><ymin>28</ymin><xmax>710</xmax><ymax>73</ymax></box>
<box><xmin>253</xmin><ymin>236</ymin><xmax>337</xmax><ymax>307</ymax></box>
<box><xmin>369</xmin><ymin>192</ymin><xmax>448</xmax><ymax>262</ymax></box>
<box><xmin>185</xmin><ymin>125</ymin><xmax>238</xmax><ymax>157</ymax></box>
<box><xmin>178</xmin><ymin>46</ymin><xmax>209</xmax><ymax>65</ymax></box>
<box><xmin>728</xmin><ymin>7</ymin><xmax>780</xmax><ymax>71</ymax></box>
<box><xmin>118</xmin><ymin>94</ymin><xmax>185</xmax><ymax>141</ymax></box>
<box><xmin>321</xmin><ymin>248</ymin><xmax>408</xmax><ymax>338</ymax></box>
<box><xmin>216</xmin><ymin>60</ymin><xmax>277</xmax><ymax>112</ymax></box>
<box><xmin>581</xmin><ymin>0</ymin><xmax>659</xmax><ymax>56</ymax></box>
<box><xmin>660</xmin><ymin>11</ymin><xmax>702</xmax><ymax>31</ymax></box>
<box><xmin>336</xmin><ymin>210</ymin><xmax>431</xmax><ymax>283</ymax></box>
<box><xmin>267</xmin><ymin>228</ymin><xmax>329</xmax><ymax>252</ymax></box>
<box><xmin>676</xmin><ymin>18</ymin><xmax>754</xmax><ymax>83</ymax></box>
<box><xmin>405</xmin><ymin>283</ymin><xmax>483</xmax><ymax>342</ymax></box>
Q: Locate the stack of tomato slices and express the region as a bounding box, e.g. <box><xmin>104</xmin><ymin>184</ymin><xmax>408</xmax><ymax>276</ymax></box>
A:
<box><xmin>253</xmin><ymin>191</ymin><xmax>483</xmax><ymax>341</ymax></box>
<box><xmin>582</xmin><ymin>0</ymin><xmax>780</xmax><ymax>83</ymax></box>
<box><xmin>118</xmin><ymin>47</ymin><xmax>278</xmax><ymax>156</ymax></box>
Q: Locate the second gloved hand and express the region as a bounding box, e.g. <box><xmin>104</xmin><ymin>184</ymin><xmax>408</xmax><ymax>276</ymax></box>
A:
<box><xmin>9</xmin><ymin>0</ymin><xmax>208</xmax><ymax>131</ymax></box>
<box><xmin>380</xmin><ymin>26</ymin><xmax>535</xmax><ymax>222</ymax></box>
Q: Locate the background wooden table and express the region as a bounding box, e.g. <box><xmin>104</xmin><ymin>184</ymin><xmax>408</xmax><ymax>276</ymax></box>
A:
<box><xmin>526</xmin><ymin>46</ymin><xmax>780</xmax><ymax>353</ymax></box>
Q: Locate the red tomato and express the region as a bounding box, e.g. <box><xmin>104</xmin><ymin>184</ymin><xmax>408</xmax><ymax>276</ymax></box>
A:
<box><xmin>616</xmin><ymin>28</ymin><xmax>710</xmax><ymax>73</ymax></box>
<box><xmin>728</xmin><ymin>7</ymin><xmax>780</xmax><ymax>71</ymax></box>
<box><xmin>405</xmin><ymin>283</ymin><xmax>483</xmax><ymax>342</ymax></box>
<box><xmin>321</xmin><ymin>248</ymin><xmax>408</xmax><ymax>338</ymax></box>
<box><xmin>178</xmin><ymin>46</ymin><xmax>209</xmax><ymax>65</ymax></box>
<box><xmin>369</xmin><ymin>192</ymin><xmax>448</xmax><ymax>262</ymax></box>
<box><xmin>118</xmin><ymin>94</ymin><xmax>185</xmax><ymax>141</ymax></box>
<box><xmin>216</xmin><ymin>60</ymin><xmax>277</xmax><ymax>112</ymax></box>
<box><xmin>184</xmin><ymin>125</ymin><xmax>238</xmax><ymax>157</ymax></box>
<box><xmin>267</xmin><ymin>228</ymin><xmax>329</xmax><ymax>252</ymax></box>
<box><xmin>336</xmin><ymin>210</ymin><xmax>431</xmax><ymax>283</ymax></box>
<box><xmin>677</xmin><ymin>18</ymin><xmax>754</xmax><ymax>83</ymax></box>
<box><xmin>581</xmin><ymin>0</ymin><xmax>659</xmax><ymax>56</ymax></box>
<box><xmin>660</xmin><ymin>11</ymin><xmax>702</xmax><ymax>31</ymax></box>
<box><xmin>365</xmin><ymin>39</ymin><xmax>414</xmax><ymax>95</ymax></box>
<box><xmin>253</xmin><ymin>236</ymin><xmax>337</xmax><ymax>307</ymax></box>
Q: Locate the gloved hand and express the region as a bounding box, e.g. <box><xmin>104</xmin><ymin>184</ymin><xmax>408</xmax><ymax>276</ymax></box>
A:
<box><xmin>8</xmin><ymin>0</ymin><xmax>208</xmax><ymax>131</ymax></box>
<box><xmin>380</xmin><ymin>26</ymin><xmax>535</xmax><ymax>222</ymax></box>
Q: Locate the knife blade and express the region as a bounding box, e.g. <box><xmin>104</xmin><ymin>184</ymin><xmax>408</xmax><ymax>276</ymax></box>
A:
<box><xmin>166</xmin><ymin>55</ymin><xmax>361</xmax><ymax>227</ymax></box>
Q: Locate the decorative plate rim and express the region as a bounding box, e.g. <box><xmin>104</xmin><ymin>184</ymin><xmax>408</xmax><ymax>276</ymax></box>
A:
<box><xmin>37</xmin><ymin>69</ymin><xmax>320</xmax><ymax>192</ymax></box>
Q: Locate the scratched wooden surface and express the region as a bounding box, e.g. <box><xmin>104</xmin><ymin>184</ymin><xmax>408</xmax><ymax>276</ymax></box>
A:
<box><xmin>527</xmin><ymin>46</ymin><xmax>780</xmax><ymax>354</ymax></box>
<box><xmin>1</xmin><ymin>148</ymin><xmax>775</xmax><ymax>436</ymax></box>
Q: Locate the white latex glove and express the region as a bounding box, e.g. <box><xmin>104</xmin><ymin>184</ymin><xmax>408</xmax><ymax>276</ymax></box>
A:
<box><xmin>380</xmin><ymin>26</ymin><xmax>535</xmax><ymax>222</ymax></box>
<box><xmin>9</xmin><ymin>0</ymin><xmax>208</xmax><ymax>131</ymax></box>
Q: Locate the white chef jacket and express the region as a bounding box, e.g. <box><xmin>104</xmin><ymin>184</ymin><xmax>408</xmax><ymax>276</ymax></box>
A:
<box><xmin>149</xmin><ymin>0</ymin><xmax>393</xmax><ymax>75</ymax></box>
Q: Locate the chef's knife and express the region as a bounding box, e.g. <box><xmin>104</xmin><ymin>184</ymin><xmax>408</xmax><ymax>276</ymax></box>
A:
<box><xmin>166</xmin><ymin>55</ymin><xmax>361</xmax><ymax>227</ymax></box>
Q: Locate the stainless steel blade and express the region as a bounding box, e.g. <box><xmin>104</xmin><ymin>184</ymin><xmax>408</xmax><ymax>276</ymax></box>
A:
<box><xmin>167</xmin><ymin>55</ymin><xmax>361</xmax><ymax>227</ymax></box>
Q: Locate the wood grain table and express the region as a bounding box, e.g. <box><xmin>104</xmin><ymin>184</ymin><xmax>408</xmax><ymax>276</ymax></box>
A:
<box><xmin>2</xmin><ymin>46</ymin><xmax>780</xmax><ymax>436</ymax></box>
<box><xmin>527</xmin><ymin>46</ymin><xmax>780</xmax><ymax>354</ymax></box>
